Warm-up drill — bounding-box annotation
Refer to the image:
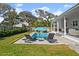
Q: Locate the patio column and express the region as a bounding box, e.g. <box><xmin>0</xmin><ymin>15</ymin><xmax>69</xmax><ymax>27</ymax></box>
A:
<box><xmin>51</xmin><ymin>20</ymin><xmax>53</xmax><ymax>32</ymax></box>
<box><xmin>64</xmin><ymin>17</ymin><xmax>67</xmax><ymax>35</ymax></box>
<box><xmin>53</xmin><ymin>22</ymin><xmax>56</xmax><ymax>32</ymax></box>
<box><xmin>57</xmin><ymin>21</ymin><xmax>59</xmax><ymax>33</ymax></box>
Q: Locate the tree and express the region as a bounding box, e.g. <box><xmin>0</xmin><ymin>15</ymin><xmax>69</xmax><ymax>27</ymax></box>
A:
<box><xmin>0</xmin><ymin>3</ymin><xmax>17</xmax><ymax>26</ymax></box>
<box><xmin>35</xmin><ymin>9</ymin><xmax>56</xmax><ymax>26</ymax></box>
<box><xmin>19</xmin><ymin>11</ymin><xmax>36</xmax><ymax>27</ymax></box>
<box><xmin>3</xmin><ymin>9</ymin><xmax>17</xmax><ymax>25</ymax></box>
<box><xmin>35</xmin><ymin>9</ymin><xmax>55</xmax><ymax>18</ymax></box>
<box><xmin>0</xmin><ymin>3</ymin><xmax>12</xmax><ymax>16</ymax></box>
<box><xmin>19</xmin><ymin>11</ymin><xmax>32</xmax><ymax>22</ymax></box>
<box><xmin>35</xmin><ymin>9</ymin><xmax>44</xmax><ymax>17</ymax></box>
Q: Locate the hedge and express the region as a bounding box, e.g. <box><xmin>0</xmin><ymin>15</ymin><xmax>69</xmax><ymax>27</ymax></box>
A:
<box><xmin>0</xmin><ymin>28</ymin><xmax>28</xmax><ymax>37</ymax></box>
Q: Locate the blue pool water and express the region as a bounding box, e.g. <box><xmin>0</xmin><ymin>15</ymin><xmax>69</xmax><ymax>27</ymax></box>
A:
<box><xmin>32</xmin><ymin>27</ymin><xmax>49</xmax><ymax>39</ymax></box>
<box><xmin>32</xmin><ymin>33</ymin><xmax>49</xmax><ymax>38</ymax></box>
<box><xmin>33</xmin><ymin>27</ymin><xmax>48</xmax><ymax>31</ymax></box>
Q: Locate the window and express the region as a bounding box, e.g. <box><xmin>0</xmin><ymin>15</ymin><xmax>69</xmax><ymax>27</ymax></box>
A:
<box><xmin>73</xmin><ymin>21</ymin><xmax>78</xmax><ymax>26</ymax></box>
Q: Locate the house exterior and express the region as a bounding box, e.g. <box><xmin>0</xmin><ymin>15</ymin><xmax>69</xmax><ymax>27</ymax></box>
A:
<box><xmin>53</xmin><ymin>3</ymin><xmax>79</xmax><ymax>36</ymax></box>
<box><xmin>13</xmin><ymin>21</ymin><xmax>29</xmax><ymax>27</ymax></box>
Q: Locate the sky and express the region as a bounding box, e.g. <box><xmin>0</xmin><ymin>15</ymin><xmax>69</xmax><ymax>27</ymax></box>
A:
<box><xmin>0</xmin><ymin>3</ymin><xmax>76</xmax><ymax>23</ymax></box>
<box><xmin>9</xmin><ymin>3</ymin><xmax>76</xmax><ymax>16</ymax></box>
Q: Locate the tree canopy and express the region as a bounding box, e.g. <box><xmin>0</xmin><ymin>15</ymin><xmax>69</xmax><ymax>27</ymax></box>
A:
<box><xmin>0</xmin><ymin>3</ymin><xmax>13</xmax><ymax>16</ymax></box>
<box><xmin>0</xmin><ymin>3</ymin><xmax>57</xmax><ymax>27</ymax></box>
<box><xmin>35</xmin><ymin>9</ymin><xmax>56</xmax><ymax>18</ymax></box>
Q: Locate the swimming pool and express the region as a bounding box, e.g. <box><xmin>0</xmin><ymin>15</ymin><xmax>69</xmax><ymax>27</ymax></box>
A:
<box><xmin>32</xmin><ymin>27</ymin><xmax>49</xmax><ymax>39</ymax></box>
<box><xmin>32</xmin><ymin>33</ymin><xmax>49</xmax><ymax>39</ymax></box>
<box><xmin>33</xmin><ymin>27</ymin><xmax>48</xmax><ymax>31</ymax></box>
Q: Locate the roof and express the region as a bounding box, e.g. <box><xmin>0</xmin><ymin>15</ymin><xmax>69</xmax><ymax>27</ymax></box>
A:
<box><xmin>55</xmin><ymin>3</ymin><xmax>79</xmax><ymax>20</ymax></box>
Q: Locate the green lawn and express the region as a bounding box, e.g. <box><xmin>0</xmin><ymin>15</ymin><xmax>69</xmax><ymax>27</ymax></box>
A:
<box><xmin>0</xmin><ymin>32</ymin><xmax>79</xmax><ymax>56</ymax></box>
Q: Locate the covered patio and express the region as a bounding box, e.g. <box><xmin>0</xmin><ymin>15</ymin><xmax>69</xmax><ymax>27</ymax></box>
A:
<box><xmin>50</xmin><ymin>4</ymin><xmax>79</xmax><ymax>44</ymax></box>
<box><xmin>52</xmin><ymin>4</ymin><xmax>79</xmax><ymax>36</ymax></box>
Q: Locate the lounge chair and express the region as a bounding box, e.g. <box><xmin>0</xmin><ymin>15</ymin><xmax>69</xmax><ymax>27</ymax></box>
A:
<box><xmin>48</xmin><ymin>33</ymin><xmax>55</xmax><ymax>39</ymax></box>
<box><xmin>47</xmin><ymin>33</ymin><xmax>56</xmax><ymax>43</ymax></box>
<box><xmin>23</xmin><ymin>35</ymin><xmax>37</xmax><ymax>42</ymax></box>
<box><xmin>22</xmin><ymin>35</ymin><xmax>32</xmax><ymax>43</ymax></box>
<box><xmin>25</xmin><ymin>34</ymin><xmax>33</xmax><ymax>39</ymax></box>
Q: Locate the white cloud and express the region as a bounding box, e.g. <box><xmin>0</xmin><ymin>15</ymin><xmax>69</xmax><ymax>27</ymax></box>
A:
<box><xmin>53</xmin><ymin>4</ymin><xmax>73</xmax><ymax>16</ymax></box>
<box><xmin>15</xmin><ymin>3</ymin><xmax>23</xmax><ymax>7</ymax></box>
<box><xmin>31</xmin><ymin>9</ymin><xmax>39</xmax><ymax>17</ymax></box>
<box><xmin>38</xmin><ymin>7</ymin><xmax>50</xmax><ymax>11</ymax></box>
<box><xmin>53</xmin><ymin>10</ymin><xmax>63</xmax><ymax>16</ymax></box>
<box><xmin>64</xmin><ymin>4</ymin><xmax>72</xmax><ymax>8</ymax></box>
<box><xmin>15</xmin><ymin>4</ymin><xmax>24</xmax><ymax>14</ymax></box>
<box><xmin>15</xmin><ymin>8</ymin><xmax>23</xmax><ymax>14</ymax></box>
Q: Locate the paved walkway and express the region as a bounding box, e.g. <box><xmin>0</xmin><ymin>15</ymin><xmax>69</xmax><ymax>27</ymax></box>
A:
<box><xmin>54</xmin><ymin>34</ymin><xmax>79</xmax><ymax>54</ymax></box>
<box><xmin>65</xmin><ymin>35</ymin><xmax>79</xmax><ymax>43</ymax></box>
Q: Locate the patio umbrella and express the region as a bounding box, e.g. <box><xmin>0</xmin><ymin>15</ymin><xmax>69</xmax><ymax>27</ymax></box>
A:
<box><xmin>33</xmin><ymin>27</ymin><xmax>48</xmax><ymax>31</ymax></box>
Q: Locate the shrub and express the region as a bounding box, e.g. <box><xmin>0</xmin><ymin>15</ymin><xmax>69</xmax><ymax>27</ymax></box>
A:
<box><xmin>0</xmin><ymin>28</ymin><xmax>28</xmax><ymax>37</ymax></box>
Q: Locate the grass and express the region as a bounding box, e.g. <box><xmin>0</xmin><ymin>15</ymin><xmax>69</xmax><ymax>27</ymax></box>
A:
<box><xmin>0</xmin><ymin>32</ymin><xmax>79</xmax><ymax>56</ymax></box>
<box><xmin>0</xmin><ymin>32</ymin><xmax>31</xmax><ymax>44</ymax></box>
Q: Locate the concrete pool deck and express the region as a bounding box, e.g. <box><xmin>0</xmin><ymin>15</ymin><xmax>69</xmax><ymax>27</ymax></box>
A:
<box><xmin>14</xmin><ymin>33</ymin><xmax>79</xmax><ymax>54</ymax></box>
<box><xmin>54</xmin><ymin>34</ymin><xmax>79</xmax><ymax>54</ymax></box>
<box><xmin>14</xmin><ymin>36</ymin><xmax>64</xmax><ymax>45</ymax></box>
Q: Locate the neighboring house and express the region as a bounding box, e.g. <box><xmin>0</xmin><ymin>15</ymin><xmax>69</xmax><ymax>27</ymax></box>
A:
<box><xmin>13</xmin><ymin>16</ymin><xmax>31</xmax><ymax>28</ymax></box>
<box><xmin>13</xmin><ymin>21</ymin><xmax>29</xmax><ymax>27</ymax></box>
<box><xmin>53</xmin><ymin>3</ymin><xmax>79</xmax><ymax>36</ymax></box>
